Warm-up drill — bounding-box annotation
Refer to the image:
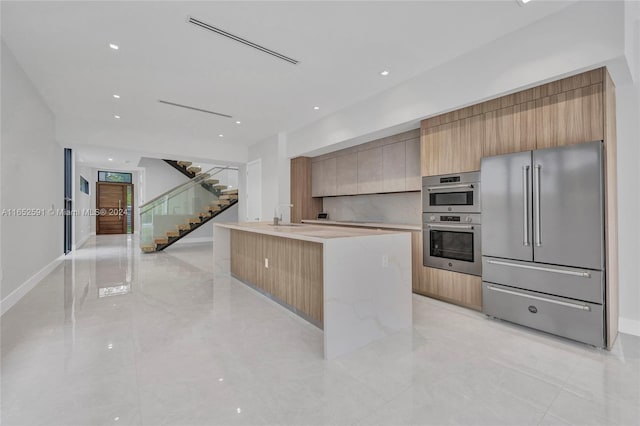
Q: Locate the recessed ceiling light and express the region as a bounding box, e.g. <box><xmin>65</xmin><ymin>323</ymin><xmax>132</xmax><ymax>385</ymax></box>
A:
<box><xmin>113</xmin><ymin>94</ymin><xmax>120</xmax><ymax>99</ymax></box>
<box><xmin>235</xmin><ymin>120</ymin><xmax>241</xmax><ymax>125</ymax></box>
<box><xmin>109</xmin><ymin>43</ymin><xmax>119</xmax><ymax>50</ymax></box>
<box><xmin>108</xmin><ymin>158</ymin><xmax>113</xmax><ymax>161</ymax></box>
<box><xmin>380</xmin><ymin>70</ymin><xmax>390</xmax><ymax>76</ymax></box>
<box><xmin>517</xmin><ymin>0</ymin><xmax>532</xmax><ymax>5</ymax></box>
<box><xmin>219</xmin><ymin>134</ymin><xmax>224</xmax><ymax>137</ymax></box>
<box><xmin>313</xmin><ymin>106</ymin><xmax>320</xmax><ymax>110</ymax></box>
<box><xmin>114</xmin><ymin>115</ymin><xmax>120</xmax><ymax>119</ymax></box>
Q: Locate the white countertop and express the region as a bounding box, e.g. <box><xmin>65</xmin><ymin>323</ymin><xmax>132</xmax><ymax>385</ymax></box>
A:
<box><xmin>301</xmin><ymin>219</ymin><xmax>421</xmax><ymax>231</ymax></box>
<box><xmin>215</xmin><ymin>221</ymin><xmax>407</xmax><ymax>243</ymax></box>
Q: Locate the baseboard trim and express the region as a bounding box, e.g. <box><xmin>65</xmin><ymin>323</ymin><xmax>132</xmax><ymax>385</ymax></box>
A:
<box><xmin>173</xmin><ymin>237</ymin><xmax>213</xmax><ymax>245</ymax></box>
<box><xmin>619</xmin><ymin>317</ymin><xmax>640</xmax><ymax>337</ymax></box>
<box><xmin>1</xmin><ymin>255</ymin><xmax>65</xmax><ymax>316</ymax></box>
<box><xmin>73</xmin><ymin>234</ymin><xmax>91</xmax><ymax>251</ymax></box>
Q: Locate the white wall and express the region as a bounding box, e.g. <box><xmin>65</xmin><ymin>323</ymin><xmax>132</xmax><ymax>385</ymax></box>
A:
<box><xmin>74</xmin><ymin>163</ymin><xmax>95</xmax><ymax>248</ymax></box>
<box><xmin>287</xmin><ymin>1</ymin><xmax>626</xmax><ymax>158</ymax></box>
<box><xmin>1</xmin><ymin>41</ymin><xmax>63</xmax><ymax>306</ymax></box>
<box><xmin>247</xmin><ymin>134</ymin><xmax>291</xmax><ymax>223</ymax></box>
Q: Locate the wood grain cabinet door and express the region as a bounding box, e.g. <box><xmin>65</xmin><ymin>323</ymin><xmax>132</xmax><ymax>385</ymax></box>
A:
<box><xmin>535</xmin><ymin>83</ymin><xmax>604</xmax><ymax>149</ymax></box>
<box><xmin>421</xmin><ymin>115</ymin><xmax>484</xmax><ymax>176</ymax></box>
<box><xmin>335</xmin><ymin>153</ymin><xmax>357</xmax><ymax>195</ymax></box>
<box><xmin>311</xmin><ymin>161</ymin><xmax>322</xmax><ymax>197</ymax></box>
<box><xmin>321</xmin><ymin>157</ymin><xmax>337</xmax><ymax>196</ymax></box>
<box><xmin>357</xmin><ymin>147</ymin><xmax>383</xmax><ymax>194</ymax></box>
<box><xmin>484</xmin><ymin>101</ymin><xmax>536</xmax><ymax>157</ymax></box>
<box><xmin>405</xmin><ymin>139</ymin><xmax>421</xmax><ymax>191</ymax></box>
<box><xmin>382</xmin><ymin>142</ymin><xmax>406</xmax><ymax>192</ymax></box>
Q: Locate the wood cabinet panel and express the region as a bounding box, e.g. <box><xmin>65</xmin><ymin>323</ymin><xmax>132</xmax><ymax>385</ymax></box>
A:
<box><xmin>357</xmin><ymin>147</ymin><xmax>383</xmax><ymax>194</ymax></box>
<box><xmin>483</xmin><ymin>101</ymin><xmax>536</xmax><ymax>157</ymax></box>
<box><xmin>535</xmin><ymin>83</ymin><xmax>604</xmax><ymax>149</ymax></box>
<box><xmin>383</xmin><ymin>142</ymin><xmax>406</xmax><ymax>192</ymax></box>
<box><xmin>230</xmin><ymin>230</ymin><xmax>324</xmax><ymax>325</ymax></box>
<box><xmin>421</xmin><ymin>114</ymin><xmax>483</xmax><ymax>176</ymax></box>
<box><xmin>335</xmin><ymin>153</ymin><xmax>358</xmax><ymax>195</ymax></box>
<box><xmin>405</xmin><ymin>139</ymin><xmax>421</xmax><ymax>191</ymax></box>
<box><xmin>311</xmin><ymin>158</ymin><xmax>337</xmax><ymax>197</ymax></box>
<box><xmin>291</xmin><ymin>157</ymin><xmax>323</xmax><ymax>223</ymax></box>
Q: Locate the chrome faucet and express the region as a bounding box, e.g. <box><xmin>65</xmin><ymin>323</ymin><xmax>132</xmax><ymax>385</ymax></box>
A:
<box><xmin>273</xmin><ymin>204</ymin><xmax>293</xmax><ymax>226</ymax></box>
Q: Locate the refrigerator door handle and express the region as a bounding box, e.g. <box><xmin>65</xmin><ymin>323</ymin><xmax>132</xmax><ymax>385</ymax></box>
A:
<box><xmin>486</xmin><ymin>259</ymin><xmax>592</xmax><ymax>278</ymax></box>
<box><xmin>522</xmin><ymin>165</ymin><xmax>530</xmax><ymax>246</ymax></box>
<box><xmin>486</xmin><ymin>284</ymin><xmax>591</xmax><ymax>311</ymax></box>
<box><xmin>533</xmin><ymin>164</ymin><xmax>542</xmax><ymax>247</ymax></box>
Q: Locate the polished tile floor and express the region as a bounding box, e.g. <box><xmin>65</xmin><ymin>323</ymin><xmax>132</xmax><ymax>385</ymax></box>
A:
<box><xmin>1</xmin><ymin>235</ymin><xmax>639</xmax><ymax>426</ymax></box>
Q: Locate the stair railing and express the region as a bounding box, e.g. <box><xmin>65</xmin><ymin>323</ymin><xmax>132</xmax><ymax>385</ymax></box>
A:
<box><xmin>139</xmin><ymin>166</ymin><xmax>237</xmax><ymax>250</ymax></box>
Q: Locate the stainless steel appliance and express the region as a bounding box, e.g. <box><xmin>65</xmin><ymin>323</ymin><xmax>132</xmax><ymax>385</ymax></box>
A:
<box><xmin>423</xmin><ymin>213</ymin><xmax>482</xmax><ymax>276</ymax></box>
<box><xmin>422</xmin><ymin>172</ymin><xmax>481</xmax><ymax>213</ymax></box>
<box><xmin>481</xmin><ymin>140</ymin><xmax>606</xmax><ymax>347</ymax></box>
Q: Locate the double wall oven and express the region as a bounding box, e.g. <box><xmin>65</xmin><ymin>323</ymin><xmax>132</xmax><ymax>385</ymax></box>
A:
<box><xmin>422</xmin><ymin>172</ymin><xmax>481</xmax><ymax>276</ymax></box>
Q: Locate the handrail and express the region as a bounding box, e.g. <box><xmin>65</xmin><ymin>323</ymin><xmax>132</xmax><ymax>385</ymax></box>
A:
<box><xmin>139</xmin><ymin>166</ymin><xmax>235</xmax><ymax>213</ymax></box>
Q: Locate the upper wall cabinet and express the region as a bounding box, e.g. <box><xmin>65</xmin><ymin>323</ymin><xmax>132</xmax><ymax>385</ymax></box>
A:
<box><xmin>310</xmin><ymin>129</ymin><xmax>421</xmax><ymax>197</ymax></box>
<box><xmin>405</xmin><ymin>139</ymin><xmax>421</xmax><ymax>191</ymax></box>
<box><xmin>335</xmin><ymin>153</ymin><xmax>358</xmax><ymax>195</ymax></box>
<box><xmin>535</xmin><ymin>83</ymin><xmax>604</xmax><ymax>149</ymax></box>
<box><xmin>484</xmin><ymin>101</ymin><xmax>536</xmax><ymax>157</ymax></box>
<box><xmin>357</xmin><ymin>147</ymin><xmax>383</xmax><ymax>194</ymax></box>
<box><xmin>382</xmin><ymin>142</ymin><xmax>406</xmax><ymax>192</ymax></box>
<box><xmin>421</xmin><ymin>115</ymin><xmax>484</xmax><ymax>176</ymax></box>
<box><xmin>311</xmin><ymin>157</ymin><xmax>337</xmax><ymax>197</ymax></box>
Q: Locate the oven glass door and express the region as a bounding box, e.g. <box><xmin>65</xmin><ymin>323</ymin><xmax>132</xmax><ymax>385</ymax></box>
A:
<box><xmin>429</xmin><ymin>190</ymin><xmax>474</xmax><ymax>207</ymax></box>
<box><xmin>429</xmin><ymin>229</ymin><xmax>474</xmax><ymax>263</ymax></box>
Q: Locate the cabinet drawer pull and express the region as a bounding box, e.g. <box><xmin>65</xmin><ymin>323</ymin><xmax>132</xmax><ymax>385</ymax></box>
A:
<box><xmin>486</xmin><ymin>285</ymin><xmax>591</xmax><ymax>311</ymax></box>
<box><xmin>486</xmin><ymin>259</ymin><xmax>591</xmax><ymax>278</ymax></box>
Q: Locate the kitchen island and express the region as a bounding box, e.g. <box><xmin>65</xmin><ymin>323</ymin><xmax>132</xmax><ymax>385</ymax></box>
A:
<box><xmin>213</xmin><ymin>222</ymin><xmax>412</xmax><ymax>359</ymax></box>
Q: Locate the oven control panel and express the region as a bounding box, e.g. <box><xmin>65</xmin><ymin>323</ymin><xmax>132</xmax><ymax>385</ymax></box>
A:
<box><xmin>424</xmin><ymin>213</ymin><xmax>481</xmax><ymax>225</ymax></box>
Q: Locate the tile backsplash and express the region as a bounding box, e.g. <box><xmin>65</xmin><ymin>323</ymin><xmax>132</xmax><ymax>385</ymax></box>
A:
<box><xmin>322</xmin><ymin>192</ymin><xmax>421</xmax><ymax>224</ymax></box>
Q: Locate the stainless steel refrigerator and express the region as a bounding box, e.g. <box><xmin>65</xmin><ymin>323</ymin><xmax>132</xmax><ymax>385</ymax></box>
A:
<box><xmin>481</xmin><ymin>140</ymin><xmax>606</xmax><ymax>347</ymax></box>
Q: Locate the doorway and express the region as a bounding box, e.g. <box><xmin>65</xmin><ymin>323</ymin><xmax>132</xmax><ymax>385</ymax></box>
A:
<box><xmin>96</xmin><ymin>182</ymin><xmax>134</xmax><ymax>234</ymax></box>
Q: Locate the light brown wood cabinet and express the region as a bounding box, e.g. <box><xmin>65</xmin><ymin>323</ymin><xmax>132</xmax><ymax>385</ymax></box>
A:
<box><xmin>484</xmin><ymin>101</ymin><xmax>536</xmax><ymax>157</ymax></box>
<box><xmin>335</xmin><ymin>153</ymin><xmax>358</xmax><ymax>195</ymax></box>
<box><xmin>405</xmin><ymin>139</ymin><xmax>421</xmax><ymax>190</ymax></box>
<box><xmin>535</xmin><ymin>83</ymin><xmax>604</xmax><ymax>149</ymax></box>
<box><xmin>421</xmin><ymin>114</ymin><xmax>484</xmax><ymax>176</ymax></box>
<box><xmin>357</xmin><ymin>147</ymin><xmax>383</xmax><ymax>194</ymax></box>
<box><xmin>382</xmin><ymin>142</ymin><xmax>406</xmax><ymax>192</ymax></box>
<box><xmin>311</xmin><ymin>157</ymin><xmax>337</xmax><ymax>197</ymax></box>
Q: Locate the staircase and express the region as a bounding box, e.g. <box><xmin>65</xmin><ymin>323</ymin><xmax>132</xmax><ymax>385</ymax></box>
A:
<box><xmin>139</xmin><ymin>165</ymin><xmax>238</xmax><ymax>253</ymax></box>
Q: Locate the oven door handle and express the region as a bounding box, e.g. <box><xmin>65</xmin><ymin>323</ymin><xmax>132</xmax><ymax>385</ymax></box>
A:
<box><xmin>426</xmin><ymin>224</ymin><xmax>475</xmax><ymax>230</ymax></box>
<box><xmin>426</xmin><ymin>183</ymin><xmax>474</xmax><ymax>191</ymax></box>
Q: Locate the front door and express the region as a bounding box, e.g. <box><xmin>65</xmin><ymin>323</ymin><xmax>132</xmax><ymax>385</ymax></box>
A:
<box><xmin>97</xmin><ymin>183</ymin><xmax>129</xmax><ymax>234</ymax></box>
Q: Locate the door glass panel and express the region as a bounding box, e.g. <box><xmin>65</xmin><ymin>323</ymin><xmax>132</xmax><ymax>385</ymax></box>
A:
<box><xmin>430</xmin><ymin>230</ymin><xmax>474</xmax><ymax>262</ymax></box>
<box><xmin>429</xmin><ymin>191</ymin><xmax>473</xmax><ymax>206</ymax></box>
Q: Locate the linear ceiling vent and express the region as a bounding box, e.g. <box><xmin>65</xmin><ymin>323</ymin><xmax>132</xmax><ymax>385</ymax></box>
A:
<box><xmin>187</xmin><ymin>16</ymin><xmax>299</xmax><ymax>65</ymax></box>
<box><xmin>158</xmin><ymin>100</ymin><xmax>232</xmax><ymax>118</ymax></box>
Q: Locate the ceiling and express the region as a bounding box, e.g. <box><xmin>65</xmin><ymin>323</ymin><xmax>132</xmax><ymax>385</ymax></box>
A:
<box><xmin>1</xmin><ymin>1</ymin><xmax>577</xmax><ymax>166</ymax></box>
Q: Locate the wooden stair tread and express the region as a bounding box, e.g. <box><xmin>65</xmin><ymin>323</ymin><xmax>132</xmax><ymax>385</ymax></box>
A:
<box><xmin>221</xmin><ymin>188</ymin><xmax>238</xmax><ymax>194</ymax></box>
<box><xmin>177</xmin><ymin>161</ymin><xmax>192</xmax><ymax>167</ymax></box>
<box><xmin>154</xmin><ymin>237</ymin><xmax>169</xmax><ymax>244</ymax></box>
<box><xmin>177</xmin><ymin>224</ymin><xmax>190</xmax><ymax>231</ymax></box>
<box><xmin>188</xmin><ymin>217</ymin><xmax>201</xmax><ymax>224</ymax></box>
<box><xmin>187</xmin><ymin>166</ymin><xmax>202</xmax><ymax>173</ymax></box>
<box><xmin>219</xmin><ymin>194</ymin><xmax>238</xmax><ymax>200</ymax></box>
<box><xmin>166</xmin><ymin>231</ymin><xmax>180</xmax><ymax>237</ymax></box>
<box><xmin>205</xmin><ymin>179</ymin><xmax>219</xmax><ymax>185</ymax></box>
<box><xmin>213</xmin><ymin>185</ymin><xmax>227</xmax><ymax>190</ymax></box>
<box><xmin>141</xmin><ymin>245</ymin><xmax>156</xmax><ymax>253</ymax></box>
